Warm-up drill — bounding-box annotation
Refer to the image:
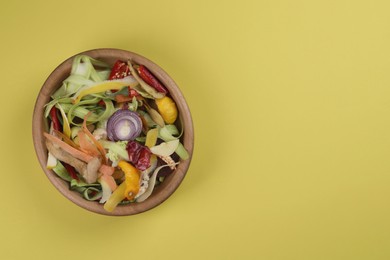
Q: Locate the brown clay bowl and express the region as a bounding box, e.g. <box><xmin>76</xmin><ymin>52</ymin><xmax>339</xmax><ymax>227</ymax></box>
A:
<box><xmin>32</xmin><ymin>48</ymin><xmax>194</xmax><ymax>216</ymax></box>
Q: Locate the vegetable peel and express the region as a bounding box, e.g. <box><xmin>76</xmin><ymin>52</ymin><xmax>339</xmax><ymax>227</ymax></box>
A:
<box><xmin>72</xmin><ymin>77</ymin><xmax>138</xmax><ymax>104</ymax></box>
<box><xmin>150</xmin><ymin>139</ymin><xmax>179</xmax><ymax>157</ymax></box>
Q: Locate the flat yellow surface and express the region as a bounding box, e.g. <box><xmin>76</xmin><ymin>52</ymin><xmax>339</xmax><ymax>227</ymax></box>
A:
<box><xmin>1</xmin><ymin>0</ymin><xmax>390</xmax><ymax>259</ymax></box>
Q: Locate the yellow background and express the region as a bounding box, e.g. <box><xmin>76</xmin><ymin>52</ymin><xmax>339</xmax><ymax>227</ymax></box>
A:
<box><xmin>1</xmin><ymin>0</ymin><xmax>390</xmax><ymax>259</ymax></box>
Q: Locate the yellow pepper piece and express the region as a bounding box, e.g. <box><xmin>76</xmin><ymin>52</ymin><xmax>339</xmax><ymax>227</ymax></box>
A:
<box><xmin>55</xmin><ymin>103</ymin><xmax>71</xmax><ymax>138</ymax></box>
<box><xmin>145</xmin><ymin>128</ymin><xmax>159</xmax><ymax>148</ymax></box>
<box><xmin>103</xmin><ymin>181</ymin><xmax>126</xmax><ymax>212</ymax></box>
<box><xmin>72</xmin><ymin>78</ymin><xmax>138</xmax><ymax>104</ymax></box>
<box><xmin>117</xmin><ymin>160</ymin><xmax>140</xmax><ymax>201</ymax></box>
<box><xmin>155</xmin><ymin>96</ymin><xmax>178</xmax><ymax>124</ymax></box>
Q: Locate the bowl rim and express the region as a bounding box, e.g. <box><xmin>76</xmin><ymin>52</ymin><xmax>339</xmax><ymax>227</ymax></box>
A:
<box><xmin>32</xmin><ymin>48</ymin><xmax>194</xmax><ymax>216</ymax></box>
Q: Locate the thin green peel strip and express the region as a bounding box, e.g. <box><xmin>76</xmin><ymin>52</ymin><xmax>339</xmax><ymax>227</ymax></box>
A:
<box><xmin>60</xmin><ymin>99</ymin><xmax>115</xmax><ymax>126</ymax></box>
<box><xmin>159</xmin><ymin>126</ymin><xmax>189</xmax><ymax>160</ymax></box>
<box><xmin>52</xmin><ymin>161</ymin><xmax>72</xmax><ymax>182</ymax></box>
<box><xmin>44</xmin><ymin>97</ymin><xmax>73</xmax><ymax>118</ymax></box>
<box><xmin>55</xmin><ymin>103</ymin><xmax>71</xmax><ymax>138</ymax></box>
<box><xmin>52</xmin><ymin>55</ymin><xmax>110</xmax><ymax>99</ymax></box>
<box><xmin>83</xmin><ymin>188</ymin><xmax>103</xmax><ymax>201</ymax></box>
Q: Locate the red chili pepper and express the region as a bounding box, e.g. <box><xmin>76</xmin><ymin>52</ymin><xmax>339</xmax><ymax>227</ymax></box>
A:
<box><xmin>97</xmin><ymin>99</ymin><xmax>106</xmax><ymax>107</ymax></box>
<box><xmin>63</xmin><ymin>163</ymin><xmax>79</xmax><ymax>180</ymax></box>
<box><xmin>109</xmin><ymin>60</ymin><xmax>131</xmax><ymax>80</ymax></box>
<box><xmin>137</xmin><ymin>65</ymin><xmax>168</xmax><ymax>94</ymax></box>
<box><xmin>126</xmin><ymin>141</ymin><xmax>151</xmax><ymax>171</ymax></box>
<box><xmin>49</xmin><ymin>107</ymin><xmax>61</xmax><ymax>131</ymax></box>
<box><xmin>109</xmin><ymin>60</ymin><xmax>132</xmax><ymax>93</ymax></box>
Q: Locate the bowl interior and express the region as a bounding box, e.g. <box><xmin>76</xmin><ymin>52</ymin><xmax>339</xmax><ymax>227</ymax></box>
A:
<box><xmin>32</xmin><ymin>48</ymin><xmax>193</xmax><ymax>216</ymax></box>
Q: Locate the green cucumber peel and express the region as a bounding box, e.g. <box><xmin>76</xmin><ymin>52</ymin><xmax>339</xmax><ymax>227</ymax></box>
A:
<box><xmin>52</xmin><ymin>55</ymin><xmax>110</xmax><ymax>99</ymax></box>
<box><xmin>52</xmin><ymin>161</ymin><xmax>72</xmax><ymax>182</ymax></box>
<box><xmin>70</xmin><ymin>179</ymin><xmax>100</xmax><ymax>194</ymax></box>
<box><xmin>83</xmin><ymin>187</ymin><xmax>103</xmax><ymax>201</ymax></box>
<box><xmin>158</xmin><ymin>126</ymin><xmax>189</xmax><ymax>160</ymax></box>
<box><xmin>44</xmin><ymin>97</ymin><xmax>73</xmax><ymax>118</ymax></box>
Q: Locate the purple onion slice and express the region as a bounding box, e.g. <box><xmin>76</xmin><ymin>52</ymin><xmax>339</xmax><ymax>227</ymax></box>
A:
<box><xmin>106</xmin><ymin>110</ymin><xmax>142</xmax><ymax>141</ymax></box>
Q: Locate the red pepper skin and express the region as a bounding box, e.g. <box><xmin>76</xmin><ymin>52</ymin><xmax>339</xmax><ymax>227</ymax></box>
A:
<box><xmin>126</xmin><ymin>141</ymin><xmax>151</xmax><ymax>171</ymax></box>
<box><xmin>127</xmin><ymin>141</ymin><xmax>142</xmax><ymax>163</ymax></box>
<box><xmin>109</xmin><ymin>60</ymin><xmax>131</xmax><ymax>80</ymax></box>
<box><xmin>137</xmin><ymin>65</ymin><xmax>168</xmax><ymax>94</ymax></box>
<box><xmin>136</xmin><ymin>147</ymin><xmax>151</xmax><ymax>171</ymax></box>
<box><xmin>49</xmin><ymin>107</ymin><xmax>61</xmax><ymax>131</ymax></box>
<box><xmin>63</xmin><ymin>163</ymin><xmax>79</xmax><ymax>180</ymax></box>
